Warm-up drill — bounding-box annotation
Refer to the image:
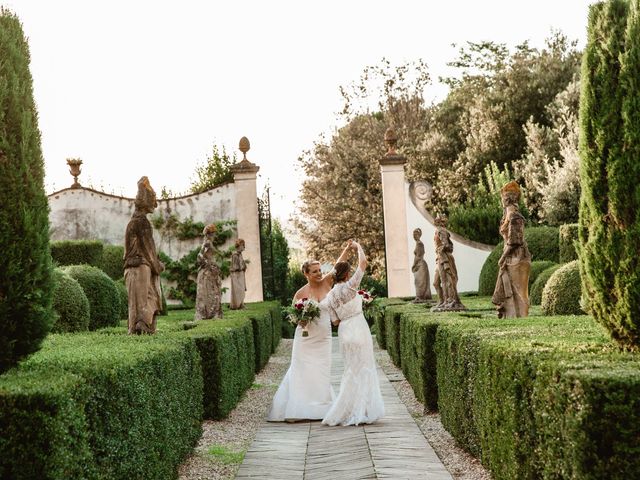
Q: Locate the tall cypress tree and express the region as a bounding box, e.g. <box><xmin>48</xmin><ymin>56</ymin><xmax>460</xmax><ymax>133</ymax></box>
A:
<box><xmin>579</xmin><ymin>0</ymin><xmax>640</xmax><ymax>350</ymax></box>
<box><xmin>0</xmin><ymin>9</ymin><xmax>53</xmax><ymax>372</ymax></box>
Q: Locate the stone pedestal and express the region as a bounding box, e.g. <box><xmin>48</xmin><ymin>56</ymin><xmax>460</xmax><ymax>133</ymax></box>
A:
<box><xmin>231</xmin><ymin>138</ymin><xmax>263</xmax><ymax>303</ymax></box>
<box><xmin>379</xmin><ymin>129</ymin><xmax>411</xmax><ymax>298</ymax></box>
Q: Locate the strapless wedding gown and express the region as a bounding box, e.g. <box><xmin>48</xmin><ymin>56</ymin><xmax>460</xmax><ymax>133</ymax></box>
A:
<box><xmin>267</xmin><ymin>297</ymin><xmax>334</xmax><ymax>421</ymax></box>
<box><xmin>322</xmin><ymin>268</ymin><xmax>385</xmax><ymax>426</ymax></box>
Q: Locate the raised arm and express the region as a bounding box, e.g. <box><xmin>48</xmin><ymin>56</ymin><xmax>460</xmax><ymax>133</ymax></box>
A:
<box><xmin>321</xmin><ymin>239</ymin><xmax>353</xmax><ymax>284</ymax></box>
<box><xmin>335</xmin><ymin>239</ymin><xmax>353</xmax><ymax>264</ymax></box>
<box><xmin>346</xmin><ymin>242</ymin><xmax>367</xmax><ymax>289</ymax></box>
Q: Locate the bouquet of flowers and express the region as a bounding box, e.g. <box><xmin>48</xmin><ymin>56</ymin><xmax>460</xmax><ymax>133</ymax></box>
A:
<box><xmin>287</xmin><ymin>297</ymin><xmax>320</xmax><ymax>337</ymax></box>
<box><xmin>357</xmin><ymin>289</ymin><xmax>376</xmax><ymax>307</ymax></box>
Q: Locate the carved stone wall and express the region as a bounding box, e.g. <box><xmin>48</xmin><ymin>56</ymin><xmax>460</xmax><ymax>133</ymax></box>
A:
<box><xmin>48</xmin><ymin>181</ymin><xmax>257</xmax><ymax>303</ymax></box>
<box><xmin>406</xmin><ymin>181</ymin><xmax>493</xmax><ymax>293</ymax></box>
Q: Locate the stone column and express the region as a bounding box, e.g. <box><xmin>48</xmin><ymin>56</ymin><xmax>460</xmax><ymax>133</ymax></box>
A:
<box><xmin>379</xmin><ymin>128</ymin><xmax>411</xmax><ymax>298</ymax></box>
<box><xmin>230</xmin><ymin>137</ymin><xmax>263</xmax><ymax>303</ymax></box>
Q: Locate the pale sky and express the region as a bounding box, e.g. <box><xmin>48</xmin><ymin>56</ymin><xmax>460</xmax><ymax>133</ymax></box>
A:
<box><xmin>6</xmin><ymin>0</ymin><xmax>594</xmax><ymax>224</ymax></box>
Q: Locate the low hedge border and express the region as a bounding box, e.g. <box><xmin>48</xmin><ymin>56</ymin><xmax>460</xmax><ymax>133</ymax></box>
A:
<box><xmin>373</xmin><ymin>300</ymin><xmax>640</xmax><ymax>479</ymax></box>
<box><xmin>51</xmin><ymin>240</ymin><xmax>104</xmax><ymax>268</ymax></box>
<box><xmin>436</xmin><ymin>315</ymin><xmax>640</xmax><ymax>479</ymax></box>
<box><xmin>0</xmin><ymin>302</ymin><xmax>282</xmax><ymax>479</ymax></box>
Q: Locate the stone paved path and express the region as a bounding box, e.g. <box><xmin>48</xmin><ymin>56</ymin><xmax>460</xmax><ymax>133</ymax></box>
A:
<box><xmin>236</xmin><ymin>337</ymin><xmax>453</xmax><ymax>479</ymax></box>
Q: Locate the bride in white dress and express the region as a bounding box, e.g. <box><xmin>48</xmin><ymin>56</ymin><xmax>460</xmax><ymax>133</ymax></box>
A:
<box><xmin>267</xmin><ymin>243</ymin><xmax>352</xmax><ymax>422</ymax></box>
<box><xmin>322</xmin><ymin>241</ymin><xmax>385</xmax><ymax>426</ymax></box>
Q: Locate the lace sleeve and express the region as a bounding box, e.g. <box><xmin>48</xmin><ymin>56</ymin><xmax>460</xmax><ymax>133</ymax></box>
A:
<box><xmin>346</xmin><ymin>266</ymin><xmax>364</xmax><ymax>290</ymax></box>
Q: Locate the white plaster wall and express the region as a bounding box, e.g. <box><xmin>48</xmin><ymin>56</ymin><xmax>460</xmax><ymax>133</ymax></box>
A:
<box><xmin>48</xmin><ymin>184</ymin><xmax>237</xmax><ymax>302</ymax></box>
<box><xmin>405</xmin><ymin>181</ymin><xmax>493</xmax><ymax>294</ymax></box>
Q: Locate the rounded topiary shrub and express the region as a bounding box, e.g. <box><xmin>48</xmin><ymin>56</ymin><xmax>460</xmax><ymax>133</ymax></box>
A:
<box><xmin>63</xmin><ymin>265</ymin><xmax>120</xmax><ymax>330</ymax></box>
<box><xmin>51</xmin><ymin>240</ymin><xmax>104</xmax><ymax>267</ymax></box>
<box><xmin>479</xmin><ymin>226</ymin><xmax>560</xmax><ymax>295</ymax></box>
<box><xmin>114</xmin><ymin>278</ymin><xmax>128</xmax><ymax>320</ymax></box>
<box><xmin>541</xmin><ymin>260</ymin><xmax>583</xmax><ymax>315</ymax></box>
<box><xmin>530</xmin><ymin>264</ymin><xmax>563</xmax><ymax>306</ymax></box>
<box><xmin>529</xmin><ymin>261</ymin><xmax>558</xmax><ymax>288</ymax></box>
<box><xmin>100</xmin><ymin>245</ymin><xmax>125</xmax><ymax>280</ymax></box>
<box><xmin>51</xmin><ymin>268</ymin><xmax>90</xmax><ymax>333</ymax></box>
<box><xmin>559</xmin><ymin>223</ymin><xmax>579</xmax><ymax>263</ymax></box>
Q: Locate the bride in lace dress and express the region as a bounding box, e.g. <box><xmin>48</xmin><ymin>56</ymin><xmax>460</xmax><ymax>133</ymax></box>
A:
<box><xmin>267</xmin><ymin>243</ymin><xmax>352</xmax><ymax>422</ymax></box>
<box><xmin>322</xmin><ymin>241</ymin><xmax>384</xmax><ymax>426</ymax></box>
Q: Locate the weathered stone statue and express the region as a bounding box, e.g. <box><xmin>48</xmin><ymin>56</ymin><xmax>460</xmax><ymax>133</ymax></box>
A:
<box><xmin>412</xmin><ymin>228</ymin><xmax>432</xmax><ymax>303</ymax></box>
<box><xmin>431</xmin><ymin>214</ymin><xmax>466</xmax><ymax>312</ymax></box>
<box><xmin>492</xmin><ymin>181</ymin><xmax>531</xmax><ymax>318</ymax></box>
<box><xmin>124</xmin><ymin>177</ymin><xmax>164</xmax><ymax>334</ymax></box>
<box><xmin>195</xmin><ymin>224</ymin><xmax>223</xmax><ymax>320</ymax></box>
<box><xmin>229</xmin><ymin>238</ymin><xmax>247</xmax><ymax>310</ymax></box>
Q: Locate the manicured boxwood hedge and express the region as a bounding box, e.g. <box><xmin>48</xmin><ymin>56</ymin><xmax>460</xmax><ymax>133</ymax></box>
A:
<box><xmin>372</xmin><ymin>298</ymin><xmax>406</xmax><ymax>350</ymax></box>
<box><xmin>530</xmin><ymin>264</ymin><xmax>562</xmax><ymax>305</ymax></box>
<box><xmin>542</xmin><ymin>260</ymin><xmax>583</xmax><ymax>315</ymax></box>
<box><xmin>114</xmin><ymin>279</ymin><xmax>128</xmax><ymax>320</ymax></box>
<box><xmin>373</xmin><ymin>299</ymin><xmax>640</xmax><ymax>479</ymax></box>
<box><xmin>51</xmin><ymin>240</ymin><xmax>103</xmax><ymax>268</ymax></box>
<box><xmin>51</xmin><ymin>268</ymin><xmax>90</xmax><ymax>333</ymax></box>
<box><xmin>63</xmin><ymin>265</ymin><xmax>120</xmax><ymax>330</ymax></box>
<box><xmin>0</xmin><ymin>302</ymin><xmax>282</xmax><ymax>478</ymax></box>
<box><xmin>0</xmin><ymin>335</ymin><xmax>203</xmax><ymax>480</ymax></box>
<box><xmin>99</xmin><ymin>244</ymin><xmax>124</xmax><ymax>280</ymax></box>
<box><xmin>528</xmin><ymin>260</ymin><xmax>558</xmax><ymax>288</ymax></box>
<box><xmin>435</xmin><ymin>315</ymin><xmax>640</xmax><ymax>480</ymax></box>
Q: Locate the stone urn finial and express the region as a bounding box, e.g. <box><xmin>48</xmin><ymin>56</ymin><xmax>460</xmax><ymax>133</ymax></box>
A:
<box><xmin>239</xmin><ymin>136</ymin><xmax>250</xmax><ymax>161</ymax></box>
<box><xmin>66</xmin><ymin>158</ymin><xmax>83</xmax><ymax>188</ymax></box>
<box><xmin>384</xmin><ymin>128</ymin><xmax>398</xmax><ymax>155</ymax></box>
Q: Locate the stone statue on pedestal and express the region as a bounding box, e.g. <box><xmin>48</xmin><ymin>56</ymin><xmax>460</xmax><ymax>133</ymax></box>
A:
<box><xmin>124</xmin><ymin>177</ymin><xmax>164</xmax><ymax>334</ymax></box>
<box><xmin>195</xmin><ymin>224</ymin><xmax>223</xmax><ymax>320</ymax></box>
<box><xmin>492</xmin><ymin>181</ymin><xmax>531</xmax><ymax>318</ymax></box>
<box><xmin>229</xmin><ymin>239</ymin><xmax>247</xmax><ymax>310</ymax></box>
<box><xmin>411</xmin><ymin>228</ymin><xmax>432</xmax><ymax>303</ymax></box>
<box><xmin>431</xmin><ymin>214</ymin><xmax>466</xmax><ymax>312</ymax></box>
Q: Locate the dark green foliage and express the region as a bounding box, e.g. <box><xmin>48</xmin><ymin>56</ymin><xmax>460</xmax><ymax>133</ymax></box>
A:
<box><xmin>542</xmin><ymin>260</ymin><xmax>584</xmax><ymax>315</ymax></box>
<box><xmin>529</xmin><ymin>260</ymin><xmax>558</xmax><ymax>288</ymax></box>
<box><xmin>0</xmin><ymin>302</ymin><xmax>281</xmax><ymax>477</ymax></box>
<box><xmin>360</xmin><ymin>274</ymin><xmax>388</xmax><ymax>298</ymax></box>
<box><xmin>0</xmin><ymin>9</ymin><xmax>53</xmax><ymax>373</ymax></box>
<box><xmin>189</xmin><ymin>318</ymin><xmax>255</xmax><ymax>419</ymax></box>
<box><xmin>578</xmin><ymin>0</ymin><xmax>640</xmax><ymax>349</ymax></box>
<box><xmin>0</xmin><ymin>335</ymin><xmax>203</xmax><ymax>480</ymax></box>
<box><xmin>251</xmin><ymin>312</ymin><xmax>274</xmax><ymax>372</ymax></box>
<box><xmin>260</xmin><ymin>218</ymin><xmax>290</xmax><ymax>304</ymax></box>
<box><xmin>114</xmin><ymin>279</ymin><xmax>128</xmax><ymax>320</ymax></box>
<box><xmin>0</xmin><ymin>371</ymin><xmax>94</xmax><ymax>479</ymax></box>
<box><xmin>51</xmin><ymin>240</ymin><xmax>104</xmax><ymax>268</ymax></box>
<box><xmin>448</xmin><ymin>202</ymin><xmax>503</xmax><ymax>245</ymax></box>
<box><xmin>99</xmin><ymin>244</ymin><xmax>124</xmax><ymax>280</ymax></box>
<box><xmin>478</xmin><ymin>226</ymin><xmax>559</xmax><ymax>295</ymax></box>
<box><xmin>51</xmin><ymin>269</ymin><xmax>90</xmax><ymax>333</ymax></box>
<box><xmin>559</xmin><ymin>223</ymin><xmax>579</xmax><ymax>262</ymax></box>
<box><xmin>435</xmin><ymin>314</ymin><xmax>640</xmax><ymax>479</ymax></box>
<box><xmin>190</xmin><ymin>144</ymin><xmax>235</xmax><ymax>193</ymax></box>
<box><xmin>530</xmin><ymin>264</ymin><xmax>562</xmax><ymax>305</ymax></box>
<box><xmin>63</xmin><ymin>265</ymin><xmax>120</xmax><ymax>330</ymax></box>
<box><xmin>399</xmin><ymin>310</ymin><xmax>441</xmax><ymax>411</ymax></box>
<box><xmin>369</xmin><ymin>298</ymin><xmax>406</xmax><ymax>349</ymax></box>
<box><xmin>384</xmin><ymin>308</ymin><xmax>402</xmax><ymax>368</ymax></box>
<box><xmin>285</xmin><ymin>266</ymin><xmax>307</xmax><ymax>305</ymax></box>
<box><xmin>160</xmin><ymin>221</ymin><xmax>235</xmax><ymax>305</ymax></box>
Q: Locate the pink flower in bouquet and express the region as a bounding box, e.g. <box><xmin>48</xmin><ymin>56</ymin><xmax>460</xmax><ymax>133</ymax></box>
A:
<box><xmin>357</xmin><ymin>289</ymin><xmax>376</xmax><ymax>305</ymax></box>
<box><xmin>288</xmin><ymin>298</ymin><xmax>320</xmax><ymax>337</ymax></box>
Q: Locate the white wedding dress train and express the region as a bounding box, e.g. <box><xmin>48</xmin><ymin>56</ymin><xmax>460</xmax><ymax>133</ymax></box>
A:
<box><xmin>322</xmin><ymin>265</ymin><xmax>385</xmax><ymax>426</ymax></box>
<box><xmin>267</xmin><ymin>297</ymin><xmax>334</xmax><ymax>421</ymax></box>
